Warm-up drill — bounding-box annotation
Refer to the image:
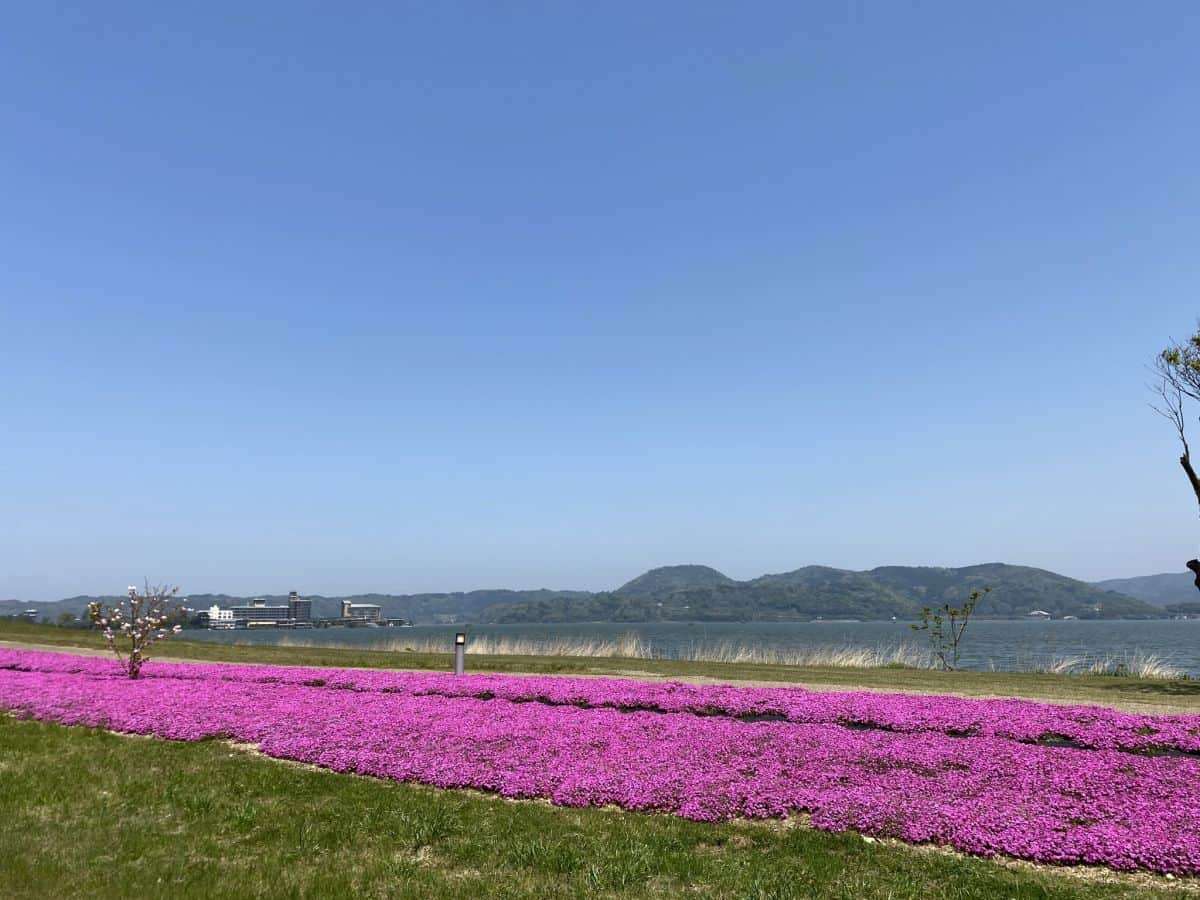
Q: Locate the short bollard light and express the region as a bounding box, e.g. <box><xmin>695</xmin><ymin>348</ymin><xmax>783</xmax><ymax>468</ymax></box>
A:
<box><xmin>454</xmin><ymin>632</ymin><xmax>466</xmax><ymax>675</ymax></box>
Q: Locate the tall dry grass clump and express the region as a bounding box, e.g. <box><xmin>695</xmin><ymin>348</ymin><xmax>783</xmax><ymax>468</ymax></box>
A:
<box><xmin>1008</xmin><ymin>650</ymin><xmax>1184</xmax><ymax>680</ymax></box>
<box><xmin>276</xmin><ymin>632</ymin><xmax>933</xmax><ymax>669</ymax></box>
<box><xmin>672</xmin><ymin>640</ymin><xmax>931</xmax><ymax>669</ymax></box>
<box><xmin>269</xmin><ymin>632</ymin><xmax>1194</xmax><ymax>679</ymax></box>
<box><xmin>276</xmin><ymin>632</ymin><xmax>654</xmax><ymax>659</ymax></box>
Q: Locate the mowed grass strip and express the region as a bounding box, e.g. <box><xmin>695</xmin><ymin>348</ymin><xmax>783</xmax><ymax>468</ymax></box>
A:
<box><xmin>0</xmin><ymin>717</ymin><xmax>1194</xmax><ymax>899</ymax></box>
<box><xmin>2</xmin><ymin>619</ymin><xmax>1198</xmax><ymax>714</ymax></box>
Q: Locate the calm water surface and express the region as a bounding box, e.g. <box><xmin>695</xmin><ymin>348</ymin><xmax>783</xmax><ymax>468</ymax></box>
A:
<box><xmin>186</xmin><ymin>619</ymin><xmax>1200</xmax><ymax>676</ymax></box>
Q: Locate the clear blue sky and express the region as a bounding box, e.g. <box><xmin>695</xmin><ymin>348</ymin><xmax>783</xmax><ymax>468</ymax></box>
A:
<box><xmin>3</xmin><ymin>3</ymin><xmax>1199</xmax><ymax>601</ymax></box>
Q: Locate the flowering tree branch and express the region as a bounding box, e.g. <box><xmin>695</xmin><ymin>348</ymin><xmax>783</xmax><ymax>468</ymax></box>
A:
<box><xmin>87</xmin><ymin>583</ymin><xmax>182</xmax><ymax>679</ymax></box>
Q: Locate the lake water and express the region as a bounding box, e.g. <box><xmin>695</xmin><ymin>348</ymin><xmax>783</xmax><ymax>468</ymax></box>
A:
<box><xmin>185</xmin><ymin>619</ymin><xmax>1200</xmax><ymax>676</ymax></box>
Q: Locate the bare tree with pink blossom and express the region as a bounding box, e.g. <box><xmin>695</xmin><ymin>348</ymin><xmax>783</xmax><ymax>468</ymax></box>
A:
<box><xmin>87</xmin><ymin>583</ymin><xmax>183</xmax><ymax>679</ymax></box>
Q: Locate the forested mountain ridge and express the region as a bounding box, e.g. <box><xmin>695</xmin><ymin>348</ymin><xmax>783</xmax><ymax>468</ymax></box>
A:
<box><xmin>2</xmin><ymin>563</ymin><xmax>1163</xmax><ymax>624</ymax></box>
<box><xmin>616</xmin><ymin>565</ymin><xmax>735</xmax><ymax>597</ymax></box>
<box><xmin>479</xmin><ymin>563</ymin><xmax>1160</xmax><ymax>623</ymax></box>
<box><xmin>1092</xmin><ymin>572</ymin><xmax>1196</xmax><ymax>607</ymax></box>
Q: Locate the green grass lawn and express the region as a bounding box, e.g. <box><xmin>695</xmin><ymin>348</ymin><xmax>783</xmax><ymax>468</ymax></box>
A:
<box><xmin>1</xmin><ymin>716</ymin><xmax>1193</xmax><ymax>899</ymax></box>
<box><xmin>3</xmin><ymin>618</ymin><xmax>1198</xmax><ymax>713</ymax></box>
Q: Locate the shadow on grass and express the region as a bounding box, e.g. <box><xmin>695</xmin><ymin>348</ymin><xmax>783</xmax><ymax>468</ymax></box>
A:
<box><xmin>1093</xmin><ymin>679</ymin><xmax>1200</xmax><ymax>699</ymax></box>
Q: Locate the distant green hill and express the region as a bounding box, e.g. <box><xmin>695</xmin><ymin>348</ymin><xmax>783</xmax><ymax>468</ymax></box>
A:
<box><xmin>616</xmin><ymin>565</ymin><xmax>736</xmax><ymax>597</ymax></box>
<box><xmin>2</xmin><ymin>563</ymin><xmax>1164</xmax><ymax>625</ymax></box>
<box><xmin>1093</xmin><ymin>572</ymin><xmax>1196</xmax><ymax>607</ymax></box>
<box><xmin>481</xmin><ymin>563</ymin><xmax>1162</xmax><ymax>623</ymax></box>
<box><xmin>865</xmin><ymin>563</ymin><xmax>1155</xmax><ymax>619</ymax></box>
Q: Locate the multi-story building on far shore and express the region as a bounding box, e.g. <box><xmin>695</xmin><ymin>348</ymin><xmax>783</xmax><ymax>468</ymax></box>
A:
<box><xmin>288</xmin><ymin>591</ymin><xmax>312</xmax><ymax>623</ymax></box>
<box><xmin>340</xmin><ymin>600</ymin><xmax>382</xmax><ymax>624</ymax></box>
<box><xmin>230</xmin><ymin>598</ymin><xmax>292</xmax><ymax>627</ymax></box>
<box><xmin>202</xmin><ymin>605</ymin><xmax>235</xmax><ymax>629</ymax></box>
<box><xmin>202</xmin><ymin>591</ymin><xmax>314</xmax><ymax>628</ymax></box>
<box><xmin>198</xmin><ymin>592</ymin><xmax>392</xmax><ymax>629</ymax></box>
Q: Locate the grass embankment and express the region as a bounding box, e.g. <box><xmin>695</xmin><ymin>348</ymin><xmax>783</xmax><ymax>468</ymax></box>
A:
<box><xmin>2</xmin><ymin>619</ymin><xmax>1197</xmax><ymax>713</ymax></box>
<box><xmin>1</xmin><ymin>717</ymin><xmax>1193</xmax><ymax>899</ymax></box>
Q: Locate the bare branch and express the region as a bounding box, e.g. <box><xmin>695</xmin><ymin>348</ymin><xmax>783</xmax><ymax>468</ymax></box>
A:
<box><xmin>1156</xmin><ymin>326</ymin><xmax>1200</xmax><ymax>403</ymax></box>
<box><xmin>1151</xmin><ymin>377</ymin><xmax>1190</xmax><ymax>457</ymax></box>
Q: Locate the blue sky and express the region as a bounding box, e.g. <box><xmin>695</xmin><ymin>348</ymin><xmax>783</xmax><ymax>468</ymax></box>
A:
<box><xmin>2</xmin><ymin>3</ymin><xmax>1199</xmax><ymax>600</ymax></box>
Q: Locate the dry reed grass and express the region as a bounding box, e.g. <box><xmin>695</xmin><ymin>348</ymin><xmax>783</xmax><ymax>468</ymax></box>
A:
<box><xmin>269</xmin><ymin>632</ymin><xmax>1190</xmax><ymax>679</ymax></box>
<box><xmin>1004</xmin><ymin>651</ymin><xmax>1184</xmax><ymax>680</ymax></box>
<box><xmin>275</xmin><ymin>632</ymin><xmax>934</xmax><ymax>669</ymax></box>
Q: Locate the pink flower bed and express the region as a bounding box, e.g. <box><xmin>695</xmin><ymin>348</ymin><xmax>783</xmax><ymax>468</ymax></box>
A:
<box><xmin>3</xmin><ymin>648</ymin><xmax>1197</xmax><ymax>754</ymax></box>
<box><xmin>1</xmin><ymin>649</ymin><xmax>1198</xmax><ymax>874</ymax></box>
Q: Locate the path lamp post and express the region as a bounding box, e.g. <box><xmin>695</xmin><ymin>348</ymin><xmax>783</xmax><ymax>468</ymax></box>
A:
<box><xmin>454</xmin><ymin>632</ymin><xmax>466</xmax><ymax>675</ymax></box>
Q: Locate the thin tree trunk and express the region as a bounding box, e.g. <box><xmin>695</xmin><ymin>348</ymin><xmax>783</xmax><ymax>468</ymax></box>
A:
<box><xmin>1181</xmin><ymin>452</ymin><xmax>1200</xmax><ymax>508</ymax></box>
<box><xmin>1185</xmin><ymin>451</ymin><xmax>1200</xmax><ymax>594</ymax></box>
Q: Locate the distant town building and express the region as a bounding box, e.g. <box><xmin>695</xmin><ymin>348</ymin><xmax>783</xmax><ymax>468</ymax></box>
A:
<box><xmin>202</xmin><ymin>591</ymin><xmax>313</xmax><ymax>628</ymax></box>
<box><xmin>288</xmin><ymin>591</ymin><xmax>312</xmax><ymax>622</ymax></box>
<box><xmin>340</xmin><ymin>600</ymin><xmax>382</xmax><ymax>624</ymax></box>
<box><xmin>229</xmin><ymin>598</ymin><xmax>291</xmax><ymax>627</ymax></box>
<box><xmin>195</xmin><ymin>592</ymin><xmax>396</xmax><ymax>629</ymax></box>
<box><xmin>203</xmin><ymin>605</ymin><xmax>235</xmax><ymax>629</ymax></box>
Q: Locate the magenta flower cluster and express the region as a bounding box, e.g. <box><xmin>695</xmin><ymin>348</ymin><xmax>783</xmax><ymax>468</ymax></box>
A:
<box><xmin>1</xmin><ymin>649</ymin><xmax>1198</xmax><ymax>875</ymax></box>
<box><xmin>4</xmin><ymin>649</ymin><xmax>1195</xmax><ymax>754</ymax></box>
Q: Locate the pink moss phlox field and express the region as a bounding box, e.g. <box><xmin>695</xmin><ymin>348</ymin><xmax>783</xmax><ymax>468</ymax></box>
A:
<box><xmin>2</xmin><ymin>648</ymin><xmax>1197</xmax><ymax>755</ymax></box>
<box><xmin>2</xmin><ymin>652</ymin><xmax>1199</xmax><ymax>874</ymax></box>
